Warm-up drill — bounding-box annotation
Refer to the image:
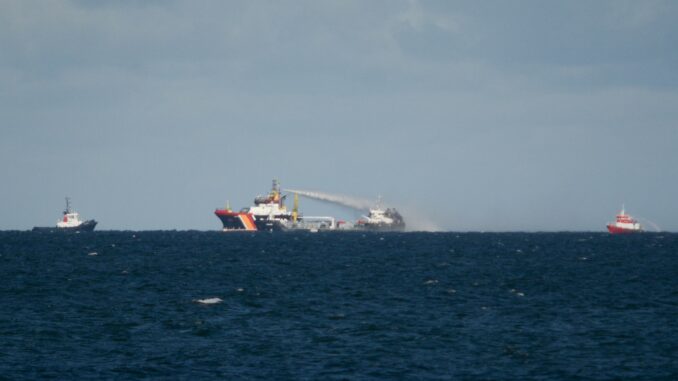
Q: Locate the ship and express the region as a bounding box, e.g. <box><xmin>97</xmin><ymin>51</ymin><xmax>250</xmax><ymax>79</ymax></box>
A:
<box><xmin>355</xmin><ymin>201</ymin><xmax>406</xmax><ymax>231</ymax></box>
<box><xmin>32</xmin><ymin>197</ymin><xmax>97</xmax><ymax>232</ymax></box>
<box><xmin>215</xmin><ymin>180</ymin><xmax>405</xmax><ymax>232</ymax></box>
<box><xmin>606</xmin><ymin>205</ymin><xmax>642</xmax><ymax>234</ymax></box>
<box><xmin>214</xmin><ymin>180</ymin><xmax>294</xmax><ymax>232</ymax></box>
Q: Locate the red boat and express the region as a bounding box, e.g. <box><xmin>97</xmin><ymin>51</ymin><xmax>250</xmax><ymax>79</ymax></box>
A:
<box><xmin>606</xmin><ymin>206</ymin><xmax>642</xmax><ymax>234</ymax></box>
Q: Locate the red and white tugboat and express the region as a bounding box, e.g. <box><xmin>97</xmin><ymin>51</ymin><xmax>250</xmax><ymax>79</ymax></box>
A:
<box><xmin>606</xmin><ymin>205</ymin><xmax>642</xmax><ymax>234</ymax></box>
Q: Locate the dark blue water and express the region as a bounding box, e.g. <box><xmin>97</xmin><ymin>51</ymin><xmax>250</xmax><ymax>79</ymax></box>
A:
<box><xmin>1</xmin><ymin>231</ymin><xmax>677</xmax><ymax>380</ymax></box>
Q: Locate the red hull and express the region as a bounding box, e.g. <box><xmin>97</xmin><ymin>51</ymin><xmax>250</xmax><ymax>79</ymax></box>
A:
<box><xmin>606</xmin><ymin>224</ymin><xmax>642</xmax><ymax>234</ymax></box>
<box><xmin>214</xmin><ymin>209</ymin><xmax>257</xmax><ymax>231</ymax></box>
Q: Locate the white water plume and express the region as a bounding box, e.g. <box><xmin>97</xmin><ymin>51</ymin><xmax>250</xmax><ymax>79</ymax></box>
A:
<box><xmin>636</xmin><ymin>216</ymin><xmax>662</xmax><ymax>232</ymax></box>
<box><xmin>283</xmin><ymin>189</ymin><xmax>375</xmax><ymax>212</ymax></box>
<box><xmin>397</xmin><ymin>206</ymin><xmax>443</xmax><ymax>232</ymax></box>
<box><xmin>283</xmin><ymin>188</ymin><xmax>443</xmax><ymax>232</ymax></box>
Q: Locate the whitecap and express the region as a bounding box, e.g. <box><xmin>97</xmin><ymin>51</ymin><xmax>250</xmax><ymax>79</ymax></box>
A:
<box><xmin>88</xmin><ymin>252</ymin><xmax>98</xmax><ymax>256</ymax></box>
<box><xmin>194</xmin><ymin>297</ymin><xmax>223</xmax><ymax>305</ymax></box>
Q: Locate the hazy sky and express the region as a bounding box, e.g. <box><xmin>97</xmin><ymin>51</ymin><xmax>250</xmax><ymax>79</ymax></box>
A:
<box><xmin>2</xmin><ymin>0</ymin><xmax>677</xmax><ymax>231</ymax></box>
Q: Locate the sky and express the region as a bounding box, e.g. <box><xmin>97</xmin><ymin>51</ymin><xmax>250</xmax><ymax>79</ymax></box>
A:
<box><xmin>1</xmin><ymin>0</ymin><xmax>677</xmax><ymax>231</ymax></box>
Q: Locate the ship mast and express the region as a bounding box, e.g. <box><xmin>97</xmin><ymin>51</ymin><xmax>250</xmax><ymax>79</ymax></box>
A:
<box><xmin>64</xmin><ymin>197</ymin><xmax>72</xmax><ymax>214</ymax></box>
<box><xmin>292</xmin><ymin>193</ymin><xmax>299</xmax><ymax>223</ymax></box>
<box><xmin>272</xmin><ymin>179</ymin><xmax>281</xmax><ymax>204</ymax></box>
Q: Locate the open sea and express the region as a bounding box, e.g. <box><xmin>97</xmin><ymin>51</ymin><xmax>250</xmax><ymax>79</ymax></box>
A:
<box><xmin>1</xmin><ymin>231</ymin><xmax>677</xmax><ymax>380</ymax></box>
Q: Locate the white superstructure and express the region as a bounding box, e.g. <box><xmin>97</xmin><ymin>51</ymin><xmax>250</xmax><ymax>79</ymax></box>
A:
<box><xmin>363</xmin><ymin>208</ymin><xmax>395</xmax><ymax>225</ymax></box>
<box><xmin>56</xmin><ymin>198</ymin><xmax>86</xmax><ymax>228</ymax></box>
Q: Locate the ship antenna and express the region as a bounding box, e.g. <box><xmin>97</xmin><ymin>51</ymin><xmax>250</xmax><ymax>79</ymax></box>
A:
<box><xmin>65</xmin><ymin>197</ymin><xmax>71</xmax><ymax>214</ymax></box>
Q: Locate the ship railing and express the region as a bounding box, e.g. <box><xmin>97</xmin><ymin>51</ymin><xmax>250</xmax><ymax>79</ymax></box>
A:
<box><xmin>300</xmin><ymin>216</ymin><xmax>336</xmax><ymax>229</ymax></box>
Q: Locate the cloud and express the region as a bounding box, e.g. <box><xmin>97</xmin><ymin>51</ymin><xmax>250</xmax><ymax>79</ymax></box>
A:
<box><xmin>1</xmin><ymin>1</ymin><xmax>678</xmax><ymax>230</ymax></box>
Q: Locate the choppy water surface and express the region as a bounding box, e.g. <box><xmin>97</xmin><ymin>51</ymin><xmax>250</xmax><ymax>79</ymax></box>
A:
<box><xmin>1</xmin><ymin>231</ymin><xmax>677</xmax><ymax>379</ymax></box>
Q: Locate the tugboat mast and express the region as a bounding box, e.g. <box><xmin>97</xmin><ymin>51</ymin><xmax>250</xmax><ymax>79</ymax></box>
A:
<box><xmin>64</xmin><ymin>197</ymin><xmax>72</xmax><ymax>214</ymax></box>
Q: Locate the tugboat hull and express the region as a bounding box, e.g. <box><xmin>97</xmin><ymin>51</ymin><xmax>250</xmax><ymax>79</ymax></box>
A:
<box><xmin>32</xmin><ymin>220</ymin><xmax>98</xmax><ymax>232</ymax></box>
<box><xmin>606</xmin><ymin>224</ymin><xmax>642</xmax><ymax>234</ymax></box>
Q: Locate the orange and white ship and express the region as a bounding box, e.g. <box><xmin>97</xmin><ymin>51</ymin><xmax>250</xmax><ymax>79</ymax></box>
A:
<box><xmin>214</xmin><ymin>180</ymin><xmax>294</xmax><ymax>231</ymax></box>
<box><xmin>606</xmin><ymin>205</ymin><xmax>642</xmax><ymax>234</ymax></box>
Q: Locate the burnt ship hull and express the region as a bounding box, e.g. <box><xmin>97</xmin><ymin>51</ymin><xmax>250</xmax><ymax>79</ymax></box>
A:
<box><xmin>355</xmin><ymin>221</ymin><xmax>406</xmax><ymax>232</ymax></box>
<box><xmin>32</xmin><ymin>220</ymin><xmax>98</xmax><ymax>232</ymax></box>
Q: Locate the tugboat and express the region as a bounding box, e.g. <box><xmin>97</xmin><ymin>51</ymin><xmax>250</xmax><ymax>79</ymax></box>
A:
<box><xmin>32</xmin><ymin>197</ymin><xmax>97</xmax><ymax>232</ymax></box>
<box><xmin>355</xmin><ymin>198</ymin><xmax>406</xmax><ymax>231</ymax></box>
<box><xmin>214</xmin><ymin>180</ymin><xmax>293</xmax><ymax>231</ymax></box>
<box><xmin>606</xmin><ymin>205</ymin><xmax>642</xmax><ymax>234</ymax></box>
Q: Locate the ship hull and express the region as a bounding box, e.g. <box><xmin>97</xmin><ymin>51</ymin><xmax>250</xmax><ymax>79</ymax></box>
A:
<box><xmin>357</xmin><ymin>223</ymin><xmax>406</xmax><ymax>232</ymax></box>
<box><xmin>354</xmin><ymin>220</ymin><xmax>406</xmax><ymax>232</ymax></box>
<box><xmin>214</xmin><ymin>210</ymin><xmax>257</xmax><ymax>231</ymax></box>
<box><xmin>215</xmin><ymin>208</ymin><xmax>295</xmax><ymax>232</ymax></box>
<box><xmin>32</xmin><ymin>220</ymin><xmax>97</xmax><ymax>232</ymax></box>
<box><xmin>253</xmin><ymin>218</ymin><xmax>287</xmax><ymax>232</ymax></box>
<box><xmin>606</xmin><ymin>224</ymin><xmax>642</xmax><ymax>234</ymax></box>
